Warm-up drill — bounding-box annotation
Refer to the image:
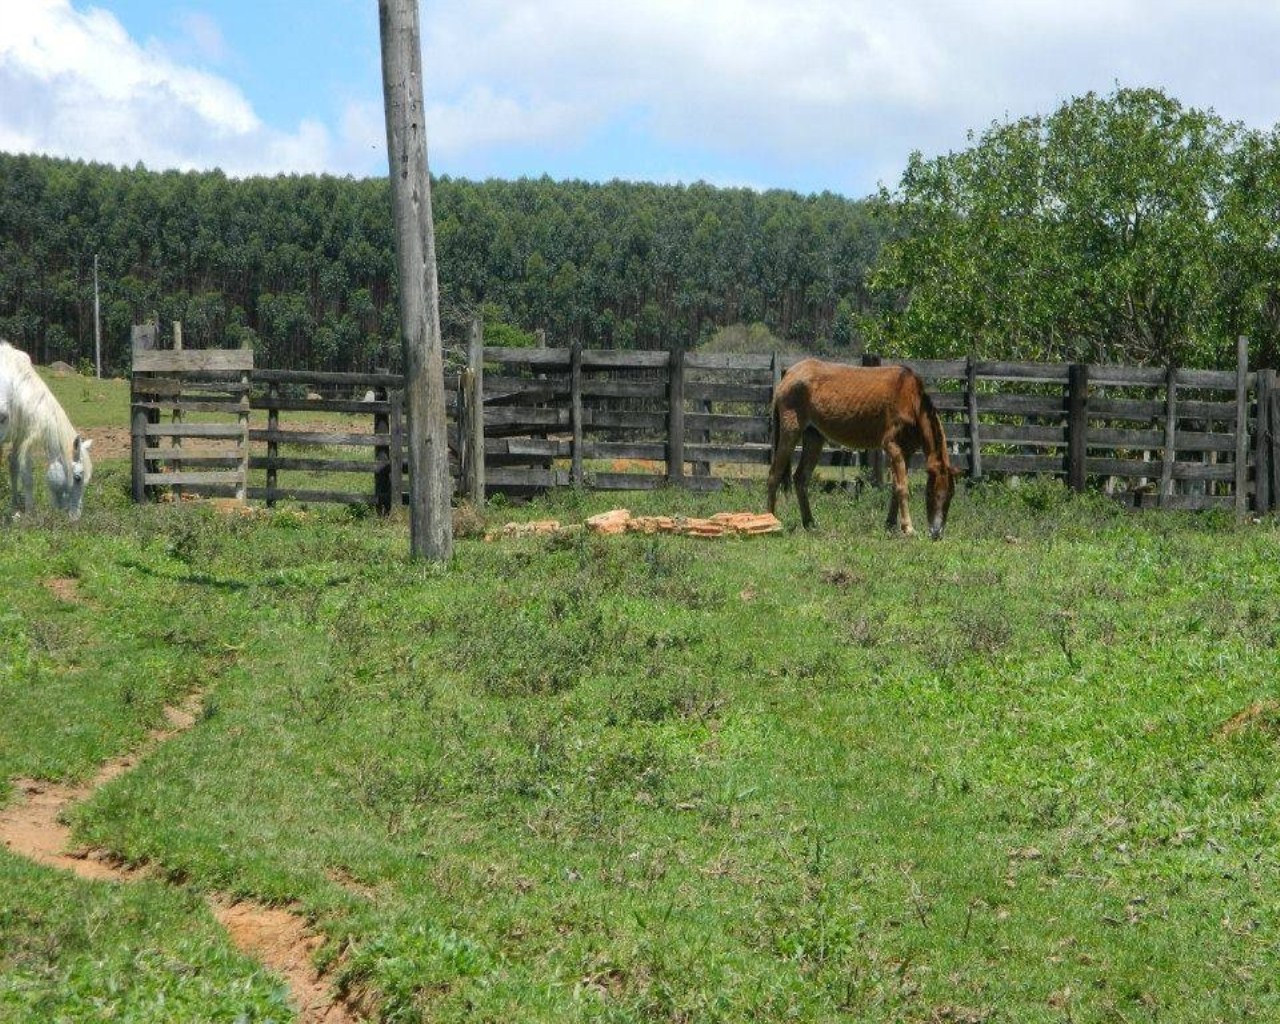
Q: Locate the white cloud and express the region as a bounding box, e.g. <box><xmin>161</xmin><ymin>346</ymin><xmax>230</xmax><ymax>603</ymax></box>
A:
<box><xmin>417</xmin><ymin>0</ymin><xmax>1280</xmax><ymax>193</ymax></box>
<box><xmin>0</xmin><ymin>0</ymin><xmax>335</xmax><ymax>176</ymax></box>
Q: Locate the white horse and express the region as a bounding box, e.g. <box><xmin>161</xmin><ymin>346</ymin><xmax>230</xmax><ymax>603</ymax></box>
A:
<box><xmin>0</xmin><ymin>341</ymin><xmax>93</xmax><ymax>520</ymax></box>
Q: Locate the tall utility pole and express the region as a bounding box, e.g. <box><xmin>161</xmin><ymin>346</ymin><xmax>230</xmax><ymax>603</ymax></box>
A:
<box><xmin>93</xmin><ymin>253</ymin><xmax>102</xmax><ymax>378</ymax></box>
<box><xmin>378</xmin><ymin>0</ymin><xmax>453</xmax><ymax>560</ymax></box>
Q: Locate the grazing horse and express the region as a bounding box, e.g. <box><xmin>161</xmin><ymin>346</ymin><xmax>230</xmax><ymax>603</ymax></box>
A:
<box><xmin>767</xmin><ymin>359</ymin><xmax>959</xmax><ymax>539</ymax></box>
<box><xmin>0</xmin><ymin>341</ymin><xmax>93</xmax><ymax>520</ymax></box>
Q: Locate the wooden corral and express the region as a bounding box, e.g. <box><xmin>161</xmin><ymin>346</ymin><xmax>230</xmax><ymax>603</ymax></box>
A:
<box><xmin>132</xmin><ymin>333</ymin><xmax>1279</xmax><ymax>515</ymax></box>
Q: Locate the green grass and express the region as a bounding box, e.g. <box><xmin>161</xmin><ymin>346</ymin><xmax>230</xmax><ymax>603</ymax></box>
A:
<box><xmin>2</xmin><ymin>467</ymin><xmax>1280</xmax><ymax>1022</ymax></box>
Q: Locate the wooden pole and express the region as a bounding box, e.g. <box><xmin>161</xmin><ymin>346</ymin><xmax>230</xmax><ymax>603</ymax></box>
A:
<box><xmin>965</xmin><ymin>356</ymin><xmax>982</xmax><ymax>481</ymax></box>
<box><xmin>93</xmin><ymin>253</ymin><xmax>101</xmax><ymax>378</ymax></box>
<box><xmin>374</xmin><ymin>383</ymin><xmax>392</xmax><ymax>515</ymax></box>
<box><xmin>266</xmin><ymin>380</ymin><xmax>279</xmax><ymax>507</ymax></box>
<box><xmin>1254</xmin><ymin>368</ymin><xmax>1273</xmax><ymax>514</ymax></box>
<box><xmin>1067</xmin><ymin>363</ymin><xmax>1089</xmax><ymax>493</ymax></box>
<box><xmin>1234</xmin><ymin>335</ymin><xmax>1250</xmax><ymax>519</ymax></box>
<box><xmin>570</xmin><ymin>339</ymin><xmax>584</xmax><ymax>486</ymax></box>
<box><xmin>389</xmin><ymin>389</ymin><xmax>404</xmax><ymax>508</ymax></box>
<box><xmin>130</xmin><ymin>405</ymin><xmax>148</xmax><ymax>503</ymax></box>
<box><xmin>1159</xmin><ymin>364</ymin><xmax>1177</xmax><ymax>506</ymax></box>
<box><xmin>468</xmin><ymin>318</ymin><xmax>485</xmax><ymax>504</ymax></box>
<box><xmin>667</xmin><ymin>343</ymin><xmax>685</xmax><ymax>484</ymax></box>
<box><xmin>379</xmin><ymin>0</ymin><xmax>452</xmax><ymax>560</ymax></box>
<box><xmin>171</xmin><ymin>321</ymin><xmax>183</xmax><ymax>502</ymax></box>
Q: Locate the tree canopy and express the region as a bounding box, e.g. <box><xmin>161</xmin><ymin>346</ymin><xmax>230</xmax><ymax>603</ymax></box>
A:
<box><xmin>865</xmin><ymin>87</ymin><xmax>1280</xmax><ymax>368</ymax></box>
<box><xmin>0</xmin><ymin>155</ymin><xmax>885</xmax><ymax>373</ymax></box>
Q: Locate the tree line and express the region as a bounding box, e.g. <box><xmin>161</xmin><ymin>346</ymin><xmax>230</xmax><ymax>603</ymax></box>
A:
<box><xmin>0</xmin><ymin>154</ymin><xmax>885</xmax><ymax>374</ymax></box>
<box><xmin>2</xmin><ymin>87</ymin><xmax>1276</xmax><ymax>374</ymax></box>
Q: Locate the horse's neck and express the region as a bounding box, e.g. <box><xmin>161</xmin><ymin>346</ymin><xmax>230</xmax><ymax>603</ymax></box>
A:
<box><xmin>15</xmin><ymin>377</ymin><xmax>75</xmax><ymax>465</ymax></box>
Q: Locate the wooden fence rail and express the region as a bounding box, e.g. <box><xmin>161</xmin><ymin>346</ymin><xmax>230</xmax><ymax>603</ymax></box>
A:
<box><xmin>132</xmin><ymin>334</ymin><xmax>1280</xmax><ymax>515</ymax></box>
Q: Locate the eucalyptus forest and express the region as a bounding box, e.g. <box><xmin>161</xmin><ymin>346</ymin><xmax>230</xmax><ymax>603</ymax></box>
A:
<box><xmin>1</xmin><ymin>87</ymin><xmax>1277</xmax><ymax>373</ymax></box>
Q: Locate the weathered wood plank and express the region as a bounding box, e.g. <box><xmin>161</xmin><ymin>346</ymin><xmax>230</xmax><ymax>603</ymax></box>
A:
<box><xmin>144</xmin><ymin>423</ymin><xmax>244</xmax><ymax>439</ymax></box>
<box><xmin>251</xmin><ymin>456</ymin><xmax>383</xmax><ymax>473</ymax></box>
<box><xmin>583</xmin><ymin>349</ymin><xmax>670</xmax><ymax>369</ymax></box>
<box><xmin>686</xmin><ymin>352</ymin><xmax>774</xmax><ymax>371</ymax></box>
<box><xmin>253</xmin><ymin>396</ymin><xmax>390</xmax><ymax>414</ymax></box>
<box><xmin>132</xmin><ymin>349</ymin><xmax>254</xmax><ymax>373</ymax></box>
<box><xmin>482</xmin><ymin>346</ymin><xmax>571</xmax><ymax>368</ymax></box>
<box><xmin>580</xmin><ymin>409</ymin><xmax>667</xmax><ymax>431</ymax></box>
<box><xmin>981</xmin><ymin>454</ymin><xmax>1067</xmax><ymax>474</ymax></box>
<box><xmin>977</xmin><ymin>394</ymin><xmax>1068</xmax><ymax>417</ymax></box>
<box><xmin>144</xmin><ymin>471</ymin><xmax>246</xmax><ymax>486</ymax></box>
<box><xmin>579</xmin><ymin>380</ymin><xmax>668</xmax><ymax>400</ymax></box>
<box><xmin>254</xmin><ymin>368</ymin><xmax>402</xmax><ymax>388</ymax></box>
<box><xmin>684</xmin><ymin>381</ymin><xmax>773</xmax><ymax>404</ymax></box>
<box><xmin>249</xmin><ymin>429</ymin><xmax>387</xmax><ymax>447</ymax></box>
<box><xmin>583</xmin><ymin>441</ymin><xmax>668</xmax><ymax>461</ymax></box>
<box><xmin>975</xmin><ymin>361</ymin><xmax>1070</xmax><ymax>383</ymax></box>
<box><xmin>132</xmin><ymin>399</ymin><xmax>250</xmax><ymax>415</ymax></box>
<box><xmin>1085</xmin><ymin>365</ymin><xmax>1167</xmax><ymax>386</ymax></box>
<box><xmin>144</xmin><ymin>451</ymin><xmax>243</xmax><ymax>466</ymax></box>
<box><xmin>484</xmin><ymin>407</ymin><xmax>570</xmax><ymax>429</ymax></box>
<box><xmin>1172</xmin><ymin>461</ymin><xmax>1238</xmax><ymax>481</ymax></box>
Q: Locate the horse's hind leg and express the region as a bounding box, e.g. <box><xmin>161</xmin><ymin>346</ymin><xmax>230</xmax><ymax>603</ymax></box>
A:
<box><xmin>794</xmin><ymin>428</ymin><xmax>824</xmax><ymax>529</ymax></box>
<box><xmin>884</xmin><ymin>441</ymin><xmax>914</xmax><ymax>536</ymax></box>
<box><xmin>767</xmin><ymin>414</ymin><xmax>801</xmax><ymax>516</ymax></box>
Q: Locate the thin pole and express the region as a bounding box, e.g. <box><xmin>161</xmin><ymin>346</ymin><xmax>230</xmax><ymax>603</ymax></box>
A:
<box><xmin>379</xmin><ymin>0</ymin><xmax>452</xmax><ymax>560</ymax></box>
<box><xmin>93</xmin><ymin>253</ymin><xmax>101</xmax><ymax>378</ymax></box>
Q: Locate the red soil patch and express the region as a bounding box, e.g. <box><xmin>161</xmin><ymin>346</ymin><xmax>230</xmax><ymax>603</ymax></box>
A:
<box><xmin>0</xmin><ymin>691</ymin><xmax>364</xmax><ymax>1023</ymax></box>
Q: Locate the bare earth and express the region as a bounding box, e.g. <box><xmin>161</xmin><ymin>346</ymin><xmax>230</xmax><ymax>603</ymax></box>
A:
<box><xmin>0</xmin><ymin>689</ymin><xmax>364</xmax><ymax>1024</ymax></box>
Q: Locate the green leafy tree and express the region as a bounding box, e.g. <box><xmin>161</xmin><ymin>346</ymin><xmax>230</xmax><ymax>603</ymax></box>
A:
<box><xmin>867</xmin><ymin>88</ymin><xmax>1256</xmax><ymax>367</ymax></box>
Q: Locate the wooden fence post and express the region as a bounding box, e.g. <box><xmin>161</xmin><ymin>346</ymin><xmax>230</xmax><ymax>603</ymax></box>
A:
<box><xmin>1271</xmin><ymin>385</ymin><xmax>1280</xmax><ymax>516</ymax></box>
<box><xmin>1234</xmin><ymin>335</ymin><xmax>1250</xmax><ymax>519</ymax></box>
<box><xmin>130</xmin><ymin>404</ymin><xmax>148</xmax><ymax>503</ymax></box>
<box><xmin>1159</xmin><ymin>364</ymin><xmax>1177</xmax><ymax>507</ymax></box>
<box><xmin>468</xmin><ymin>318</ymin><xmax>485</xmax><ymax>504</ymax></box>
<box><xmin>1067</xmin><ymin>363</ymin><xmax>1089</xmax><ymax>492</ymax></box>
<box><xmin>389</xmin><ymin>389</ymin><xmax>404</xmax><ymax>508</ymax></box>
<box><xmin>374</xmin><ymin>380</ymin><xmax>391</xmax><ymax>515</ymax></box>
<box><xmin>171</xmin><ymin>321</ymin><xmax>183</xmax><ymax>501</ymax></box>
<box><xmin>266</xmin><ymin>380</ymin><xmax>279</xmax><ymax>507</ymax></box>
<box><xmin>667</xmin><ymin>343</ymin><xmax>685</xmax><ymax>484</ymax></box>
<box><xmin>570</xmin><ymin>339</ymin><xmax>584</xmax><ymax>486</ymax></box>
<box><xmin>237</xmin><ymin>360</ymin><xmax>250</xmax><ymax>503</ymax></box>
<box><xmin>965</xmin><ymin>356</ymin><xmax>982</xmax><ymax>481</ymax></box>
<box><xmin>1254</xmin><ymin>367</ymin><xmax>1273</xmax><ymax>514</ymax></box>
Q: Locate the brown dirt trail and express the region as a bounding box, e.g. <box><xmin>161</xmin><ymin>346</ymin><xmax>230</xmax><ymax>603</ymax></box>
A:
<box><xmin>0</xmin><ymin>691</ymin><xmax>363</xmax><ymax>1024</ymax></box>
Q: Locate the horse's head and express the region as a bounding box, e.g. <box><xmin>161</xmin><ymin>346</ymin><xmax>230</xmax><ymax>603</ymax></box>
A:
<box><xmin>925</xmin><ymin>464</ymin><xmax>960</xmax><ymax>541</ymax></box>
<box><xmin>48</xmin><ymin>435</ymin><xmax>93</xmax><ymax>520</ymax></box>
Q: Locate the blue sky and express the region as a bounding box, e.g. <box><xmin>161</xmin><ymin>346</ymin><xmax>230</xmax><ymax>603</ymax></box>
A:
<box><xmin>2</xmin><ymin>1</ymin><xmax>1279</xmax><ymax>199</ymax></box>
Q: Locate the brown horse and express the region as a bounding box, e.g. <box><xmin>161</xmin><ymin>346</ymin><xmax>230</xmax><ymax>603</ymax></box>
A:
<box><xmin>767</xmin><ymin>359</ymin><xmax>959</xmax><ymax>539</ymax></box>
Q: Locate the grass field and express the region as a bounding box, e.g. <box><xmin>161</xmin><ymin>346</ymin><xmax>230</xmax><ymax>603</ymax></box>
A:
<box><xmin>3</xmin><ymin>431</ymin><xmax>1280</xmax><ymax>1022</ymax></box>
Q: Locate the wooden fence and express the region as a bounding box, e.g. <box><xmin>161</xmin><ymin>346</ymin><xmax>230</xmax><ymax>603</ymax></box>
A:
<box><xmin>131</xmin><ymin>336</ymin><xmax>1280</xmax><ymax>515</ymax></box>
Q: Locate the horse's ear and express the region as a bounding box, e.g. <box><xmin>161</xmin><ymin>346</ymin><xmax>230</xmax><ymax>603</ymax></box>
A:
<box><xmin>73</xmin><ymin>436</ymin><xmax>82</xmax><ymax>458</ymax></box>
<box><xmin>81</xmin><ymin>438</ymin><xmax>93</xmax><ymax>453</ymax></box>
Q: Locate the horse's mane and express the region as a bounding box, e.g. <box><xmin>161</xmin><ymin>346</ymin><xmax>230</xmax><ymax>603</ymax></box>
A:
<box><xmin>1</xmin><ymin>343</ymin><xmax>78</xmax><ymax>465</ymax></box>
<box><xmin>916</xmin><ymin>384</ymin><xmax>951</xmax><ymax>470</ymax></box>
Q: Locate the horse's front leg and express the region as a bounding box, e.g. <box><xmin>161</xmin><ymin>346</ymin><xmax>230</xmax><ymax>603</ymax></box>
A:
<box><xmin>9</xmin><ymin>445</ymin><xmax>25</xmax><ymax>518</ymax></box>
<box><xmin>884</xmin><ymin>442</ymin><xmax>913</xmax><ymax>536</ymax></box>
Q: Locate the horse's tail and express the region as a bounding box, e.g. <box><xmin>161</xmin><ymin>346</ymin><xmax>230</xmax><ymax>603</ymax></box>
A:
<box><xmin>770</xmin><ymin>378</ymin><xmax>792</xmax><ymax>492</ymax></box>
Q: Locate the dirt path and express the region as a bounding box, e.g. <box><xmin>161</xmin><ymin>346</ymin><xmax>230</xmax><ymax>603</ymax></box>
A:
<box><xmin>0</xmin><ymin>690</ymin><xmax>364</xmax><ymax>1024</ymax></box>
